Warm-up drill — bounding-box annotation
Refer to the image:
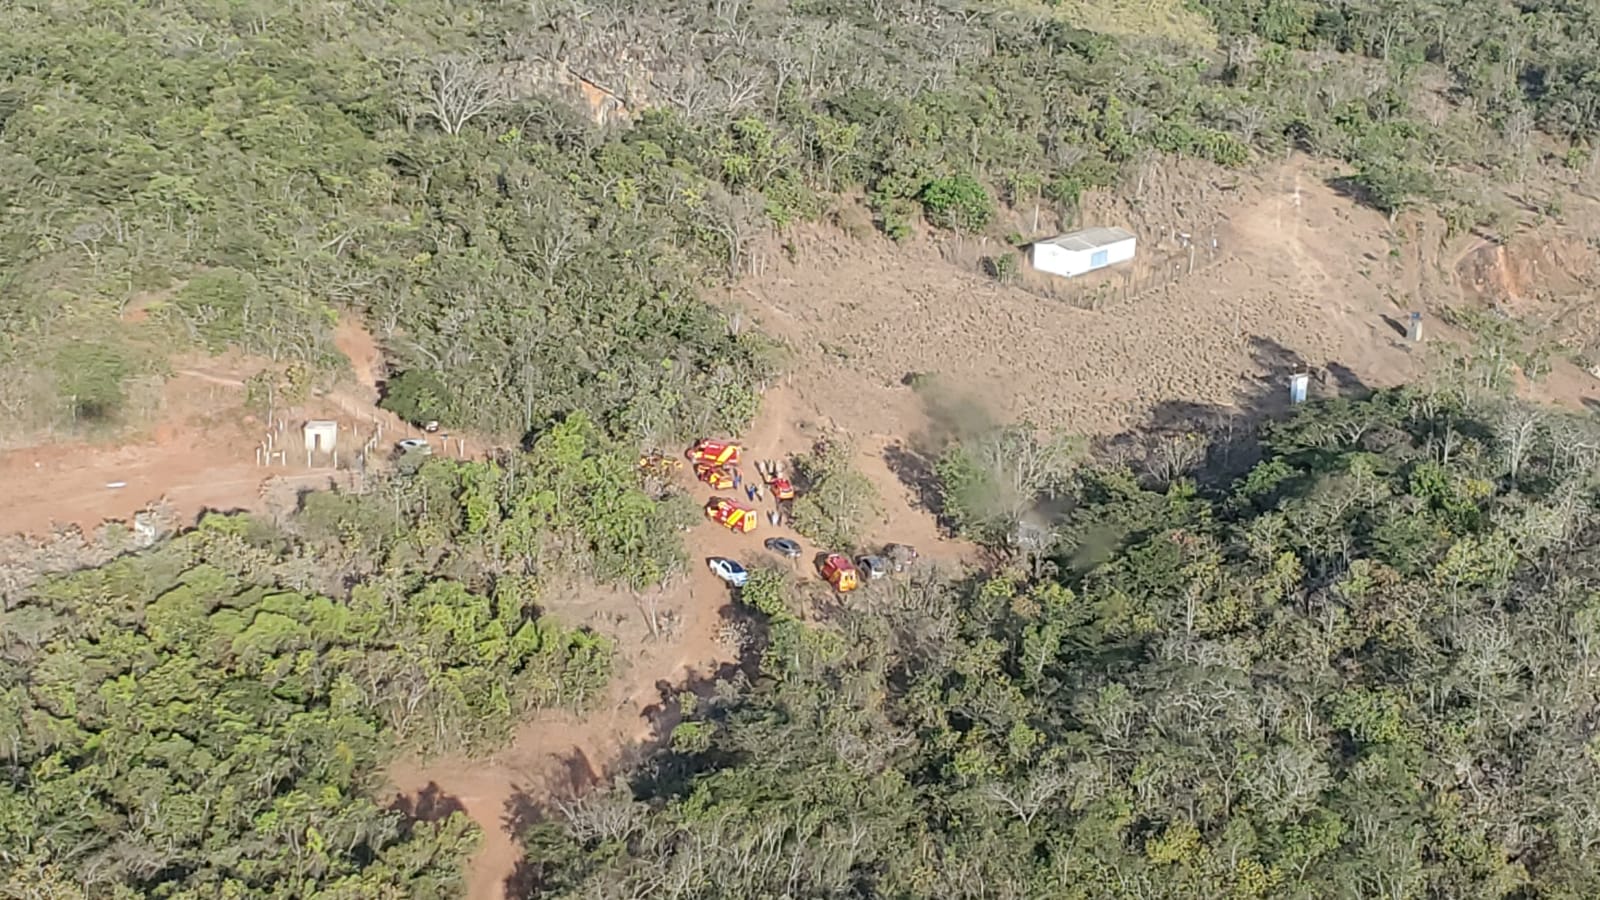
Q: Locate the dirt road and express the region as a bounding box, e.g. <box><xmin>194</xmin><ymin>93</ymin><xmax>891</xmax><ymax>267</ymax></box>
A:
<box><xmin>385</xmin><ymin>385</ymin><xmax>970</xmax><ymax>898</ymax></box>
<box><xmin>0</xmin><ymin>317</ymin><xmax>471</xmax><ymax>538</ymax></box>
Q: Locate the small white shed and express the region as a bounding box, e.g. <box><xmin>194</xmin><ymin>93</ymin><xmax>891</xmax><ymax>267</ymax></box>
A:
<box><xmin>302</xmin><ymin>420</ymin><xmax>338</xmax><ymax>454</ymax></box>
<box><xmin>1028</xmin><ymin>227</ymin><xmax>1137</xmax><ymax>278</ymax></box>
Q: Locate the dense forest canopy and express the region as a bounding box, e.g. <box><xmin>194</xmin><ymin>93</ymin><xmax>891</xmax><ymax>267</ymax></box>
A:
<box><xmin>6</xmin><ymin>0</ymin><xmax>1600</xmax><ymax>897</ymax></box>
<box><xmin>526</xmin><ymin>388</ymin><xmax>1600</xmax><ymax>899</ymax></box>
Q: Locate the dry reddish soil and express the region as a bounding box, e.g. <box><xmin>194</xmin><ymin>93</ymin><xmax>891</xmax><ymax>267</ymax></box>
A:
<box><xmin>11</xmin><ymin>157</ymin><xmax>1592</xmax><ymax>545</ymax></box>
<box><xmin>736</xmin><ymin>158</ymin><xmax>1600</xmax><ymax>444</ymax></box>
<box><xmin>386</xmin><ymin>383</ymin><xmax>970</xmax><ymax>899</ymax></box>
<box><xmin>0</xmin><ymin>316</ymin><xmax>451</xmax><ymax>536</ymax></box>
<box><xmin>10</xmin><ymin>154</ymin><xmax>1600</xmax><ymax>899</ymax></box>
<box><xmin>0</xmin><ymin>367</ymin><xmax>341</xmax><ymax>536</ymax></box>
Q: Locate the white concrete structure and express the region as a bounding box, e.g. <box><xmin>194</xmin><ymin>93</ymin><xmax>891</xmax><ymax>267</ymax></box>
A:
<box><xmin>1028</xmin><ymin>227</ymin><xmax>1137</xmax><ymax>278</ymax></box>
<box><xmin>302</xmin><ymin>420</ymin><xmax>338</xmax><ymax>453</ymax></box>
<box><xmin>1289</xmin><ymin>373</ymin><xmax>1310</xmax><ymax>405</ymax></box>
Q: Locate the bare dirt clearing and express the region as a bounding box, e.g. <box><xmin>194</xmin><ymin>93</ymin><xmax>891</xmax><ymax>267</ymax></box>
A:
<box><xmin>0</xmin><ymin>367</ymin><xmax>338</xmax><ymax>536</ymax></box>
<box><xmin>385</xmin><ymin>384</ymin><xmax>970</xmax><ymax>899</ymax></box>
<box><xmin>11</xmin><ymin>153</ymin><xmax>1600</xmax><ymax>900</ymax></box>
<box><xmin>738</xmin><ymin>158</ymin><xmax>1600</xmax><ymax>441</ymax></box>
<box><xmin>0</xmin><ymin>317</ymin><xmax>458</xmax><ymax>538</ymax></box>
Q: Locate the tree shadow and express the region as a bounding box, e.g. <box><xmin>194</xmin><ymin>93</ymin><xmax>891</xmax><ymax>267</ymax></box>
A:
<box><xmin>502</xmin><ymin>659</ymin><xmax>751</xmax><ymax>897</ymax></box>
<box><xmin>502</xmin><ymin>749</ymin><xmax>598</xmax><ymax>839</ymax></box>
<box><xmin>387</xmin><ymin>781</ymin><xmax>467</xmax><ymax>839</ymax></box>
<box><xmin>1091</xmin><ymin>336</ymin><xmax>1372</xmax><ymax>490</ymax></box>
<box><xmin>1092</xmin><ymin>399</ymin><xmax>1261</xmax><ymax>486</ymax></box>
<box><xmin>501</xmin><ymin>749</ymin><xmax>598</xmax><ymax>900</ymax></box>
<box><xmin>1380</xmin><ymin>314</ymin><xmax>1409</xmax><ymax>338</ymax></box>
<box><xmin>1324</xmin><ymin>174</ymin><xmax>1381</xmax><ymax>214</ymax></box>
<box><xmin>883</xmin><ymin>441</ymin><xmax>943</xmax><ymax>518</ymax></box>
<box><xmin>1324</xmin><ymin>362</ymin><xmax>1372</xmax><ymax>396</ymax></box>
<box><xmin>1247</xmin><ymin>334</ymin><xmax>1308</xmax><ymax>381</ymax></box>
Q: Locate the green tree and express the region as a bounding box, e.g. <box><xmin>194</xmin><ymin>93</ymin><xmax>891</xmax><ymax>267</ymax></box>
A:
<box><xmin>920</xmin><ymin>174</ymin><xmax>995</xmax><ymax>233</ymax></box>
<box><xmin>380</xmin><ymin>369</ymin><xmax>451</xmax><ymax>426</ymax></box>
<box><xmin>525</xmin><ymin>389</ymin><xmax>1600</xmax><ymax>898</ymax></box>
<box><xmin>788</xmin><ymin>440</ymin><xmax>880</xmax><ymax>549</ymax></box>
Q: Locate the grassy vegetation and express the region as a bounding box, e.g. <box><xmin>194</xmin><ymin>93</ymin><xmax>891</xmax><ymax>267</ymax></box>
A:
<box><xmin>8</xmin><ymin>0</ymin><xmax>1600</xmax><ymax>894</ymax></box>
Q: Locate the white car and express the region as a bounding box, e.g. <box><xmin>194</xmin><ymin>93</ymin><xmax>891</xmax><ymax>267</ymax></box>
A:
<box><xmin>707</xmin><ymin>557</ymin><xmax>749</xmax><ymax>588</ymax></box>
<box><xmin>395</xmin><ymin>438</ymin><xmax>432</xmax><ymax>456</ymax></box>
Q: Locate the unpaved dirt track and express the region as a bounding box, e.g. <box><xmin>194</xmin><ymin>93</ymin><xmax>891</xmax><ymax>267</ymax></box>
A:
<box><xmin>0</xmin><ymin>370</ymin><xmax>303</xmax><ymax>536</ymax></box>
<box><xmin>386</xmin><ymin>610</ymin><xmax>729</xmax><ymax>900</ymax></box>
<box><xmin>0</xmin><ymin>318</ymin><xmax>457</xmax><ymax>537</ymax></box>
<box><xmin>385</xmin><ymin>385</ymin><xmax>970</xmax><ymax>899</ymax></box>
<box><xmin>10</xmin><ymin>156</ymin><xmax>1600</xmax><ymax>898</ymax></box>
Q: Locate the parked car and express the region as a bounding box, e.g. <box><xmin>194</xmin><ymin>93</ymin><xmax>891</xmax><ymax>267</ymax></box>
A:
<box><xmin>764</xmin><ymin>537</ymin><xmax>802</xmax><ymax>559</ymax></box>
<box><xmin>707</xmin><ymin>557</ymin><xmax>749</xmax><ymax>587</ymax></box>
<box><xmin>857</xmin><ymin>555</ymin><xmax>890</xmax><ymax>580</ymax></box>
<box><xmin>395</xmin><ymin>438</ymin><xmax>432</xmax><ymax>457</ymax></box>
<box><xmin>884</xmin><ymin>543</ymin><xmax>919</xmax><ymax>571</ymax></box>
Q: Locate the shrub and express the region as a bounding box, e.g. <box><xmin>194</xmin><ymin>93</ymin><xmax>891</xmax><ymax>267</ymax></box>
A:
<box><xmin>875</xmin><ymin>198</ymin><xmax>918</xmax><ymax>241</ymax></box>
<box><xmin>55</xmin><ymin>340</ymin><xmax>133</xmax><ymax>423</ymax></box>
<box><xmin>789</xmin><ymin>440</ymin><xmax>879</xmax><ymax>549</ymax></box>
<box><xmin>984</xmin><ymin>253</ymin><xmax>1020</xmax><ymax>282</ymax></box>
<box><xmin>380</xmin><ymin>369</ymin><xmax>450</xmax><ymax>426</ymax></box>
<box><xmin>738</xmin><ymin>567</ymin><xmax>793</xmax><ymax>620</ymax></box>
<box><xmin>920</xmin><ymin>174</ymin><xmax>995</xmax><ymax>233</ymax></box>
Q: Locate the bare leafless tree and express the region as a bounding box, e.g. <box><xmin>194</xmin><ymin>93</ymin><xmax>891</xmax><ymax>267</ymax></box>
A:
<box><xmin>421</xmin><ymin>55</ymin><xmax>502</xmax><ymax>135</ymax></box>
<box><xmin>713</xmin><ymin>68</ymin><xmax>766</xmax><ymax>113</ymax></box>
<box><xmin>704</xmin><ymin>189</ymin><xmax>762</xmax><ymax>279</ymax></box>
<box><xmin>1224</xmin><ymin>33</ymin><xmax>1260</xmax><ymax>83</ymax></box>
<box><xmin>650</xmin><ymin>69</ymin><xmax>717</xmax><ymax>119</ymax></box>
<box><xmin>1144</xmin><ymin>431</ymin><xmax>1206</xmax><ymax>488</ymax></box>
<box><xmin>710</xmin><ymin>0</ymin><xmax>746</xmax><ymax>27</ymax></box>
<box><xmin>557</xmin><ymin>787</ymin><xmax>646</xmax><ymax>843</ymax></box>
<box><xmin>1497</xmin><ymin>403</ymin><xmax>1542</xmax><ymax>481</ymax></box>
<box><xmin>982</xmin><ymin>767</ymin><xmax>1070</xmax><ymax>826</ymax></box>
<box><xmin>1229</xmin><ymin>104</ymin><xmax>1267</xmax><ymax>144</ymax></box>
<box><xmin>973</xmin><ymin>425</ymin><xmax>1081</xmax><ymax>518</ymax></box>
<box><xmin>636</xmin><ymin>586</ymin><xmax>679</xmax><ymax>640</ymax></box>
<box><xmin>521</xmin><ymin>191</ymin><xmax>586</xmax><ymax>276</ymax></box>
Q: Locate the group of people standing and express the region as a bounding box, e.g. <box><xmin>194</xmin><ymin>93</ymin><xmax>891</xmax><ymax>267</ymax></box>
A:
<box><xmin>728</xmin><ymin>465</ymin><xmax>782</xmax><ymax>526</ymax></box>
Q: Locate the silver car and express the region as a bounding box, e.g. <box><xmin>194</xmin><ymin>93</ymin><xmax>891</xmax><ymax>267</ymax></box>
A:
<box><xmin>857</xmin><ymin>555</ymin><xmax>889</xmax><ymax>580</ymax></box>
<box><xmin>764</xmin><ymin>537</ymin><xmax>802</xmax><ymax>559</ymax></box>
